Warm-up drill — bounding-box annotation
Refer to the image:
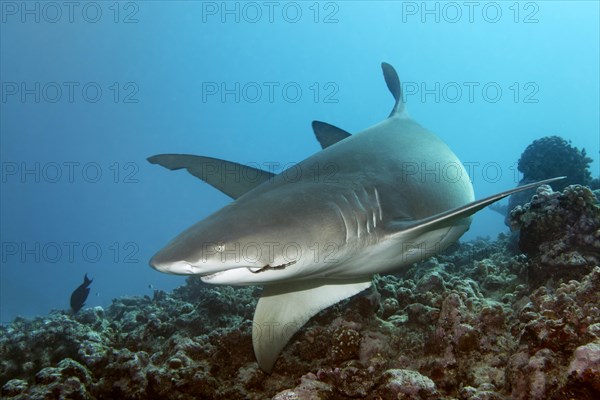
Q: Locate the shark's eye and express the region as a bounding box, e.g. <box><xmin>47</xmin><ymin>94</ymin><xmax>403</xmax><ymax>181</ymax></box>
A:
<box><xmin>215</xmin><ymin>244</ymin><xmax>225</xmax><ymax>253</ymax></box>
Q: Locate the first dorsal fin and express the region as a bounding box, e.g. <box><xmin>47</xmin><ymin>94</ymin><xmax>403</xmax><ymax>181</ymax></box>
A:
<box><xmin>381</xmin><ymin>62</ymin><xmax>406</xmax><ymax>118</ymax></box>
<box><xmin>312</xmin><ymin>121</ymin><xmax>352</xmax><ymax>149</ymax></box>
<box><xmin>147</xmin><ymin>154</ymin><xmax>275</xmax><ymax>199</ymax></box>
<box><xmin>387</xmin><ymin>177</ymin><xmax>566</xmax><ymax>237</ymax></box>
<box><xmin>253</xmin><ymin>278</ymin><xmax>372</xmax><ymax>373</ymax></box>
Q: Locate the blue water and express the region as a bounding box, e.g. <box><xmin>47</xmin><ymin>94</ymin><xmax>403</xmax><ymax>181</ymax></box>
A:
<box><xmin>1</xmin><ymin>1</ymin><xmax>598</xmax><ymax>324</ymax></box>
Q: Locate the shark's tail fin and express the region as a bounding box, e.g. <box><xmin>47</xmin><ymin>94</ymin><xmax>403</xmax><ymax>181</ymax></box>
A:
<box><xmin>382</xmin><ymin>62</ymin><xmax>407</xmax><ymax>118</ymax></box>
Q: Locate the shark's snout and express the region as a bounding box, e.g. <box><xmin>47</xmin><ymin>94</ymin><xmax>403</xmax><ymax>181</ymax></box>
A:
<box><xmin>149</xmin><ymin>256</ymin><xmax>195</xmax><ymax>275</ymax></box>
<box><xmin>149</xmin><ymin>246</ymin><xmax>236</xmax><ymax>277</ymax></box>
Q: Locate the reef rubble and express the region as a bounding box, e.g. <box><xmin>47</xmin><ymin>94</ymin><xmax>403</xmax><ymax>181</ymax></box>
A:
<box><xmin>1</xmin><ymin>185</ymin><xmax>599</xmax><ymax>399</ymax></box>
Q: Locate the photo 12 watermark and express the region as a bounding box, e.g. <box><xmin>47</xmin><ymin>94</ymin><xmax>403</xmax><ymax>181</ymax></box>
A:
<box><xmin>1</xmin><ymin>82</ymin><xmax>140</xmax><ymax>104</ymax></box>
<box><xmin>200</xmin><ymin>1</ymin><xmax>340</xmax><ymax>24</ymax></box>
<box><xmin>1</xmin><ymin>1</ymin><xmax>140</xmax><ymax>24</ymax></box>
<box><xmin>400</xmin><ymin>161</ymin><xmax>519</xmax><ymax>185</ymax></box>
<box><xmin>196</xmin><ymin>240</ymin><xmax>341</xmax><ymax>266</ymax></box>
<box><xmin>400</xmin><ymin>1</ymin><xmax>540</xmax><ymax>24</ymax></box>
<box><xmin>146</xmin><ymin>159</ymin><xmax>522</xmax><ymax>187</ymax></box>
<box><xmin>147</xmin><ymin>158</ymin><xmax>341</xmax><ymax>186</ymax></box>
<box><xmin>201</xmin><ymin>81</ymin><xmax>339</xmax><ymax>104</ymax></box>
<box><xmin>1</xmin><ymin>161</ymin><xmax>140</xmax><ymax>184</ymax></box>
<box><xmin>1</xmin><ymin>241</ymin><xmax>140</xmax><ymax>264</ymax></box>
<box><xmin>401</xmin><ymin>81</ymin><xmax>539</xmax><ymax>104</ymax></box>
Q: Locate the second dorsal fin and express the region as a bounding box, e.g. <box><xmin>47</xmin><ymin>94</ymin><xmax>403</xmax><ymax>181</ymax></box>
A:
<box><xmin>312</xmin><ymin>121</ymin><xmax>351</xmax><ymax>149</ymax></box>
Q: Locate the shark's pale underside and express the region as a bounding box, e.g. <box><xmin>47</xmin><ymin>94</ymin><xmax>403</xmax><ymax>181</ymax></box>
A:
<box><xmin>148</xmin><ymin>63</ymin><xmax>562</xmax><ymax>373</ymax></box>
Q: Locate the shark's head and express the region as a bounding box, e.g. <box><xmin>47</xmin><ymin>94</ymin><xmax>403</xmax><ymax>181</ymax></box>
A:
<box><xmin>149</xmin><ymin>191</ymin><xmax>347</xmax><ymax>285</ymax></box>
<box><xmin>149</xmin><ymin>223</ymin><xmax>233</xmax><ymax>277</ymax></box>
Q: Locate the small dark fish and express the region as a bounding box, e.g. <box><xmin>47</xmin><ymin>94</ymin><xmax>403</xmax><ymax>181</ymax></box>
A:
<box><xmin>70</xmin><ymin>273</ymin><xmax>92</xmax><ymax>313</ymax></box>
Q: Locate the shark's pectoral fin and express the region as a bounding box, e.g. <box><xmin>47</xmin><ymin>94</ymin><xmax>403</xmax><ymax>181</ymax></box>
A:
<box><xmin>312</xmin><ymin>121</ymin><xmax>352</xmax><ymax>149</ymax></box>
<box><xmin>388</xmin><ymin>177</ymin><xmax>565</xmax><ymax>237</ymax></box>
<box><xmin>147</xmin><ymin>154</ymin><xmax>275</xmax><ymax>199</ymax></box>
<box><xmin>253</xmin><ymin>278</ymin><xmax>372</xmax><ymax>373</ymax></box>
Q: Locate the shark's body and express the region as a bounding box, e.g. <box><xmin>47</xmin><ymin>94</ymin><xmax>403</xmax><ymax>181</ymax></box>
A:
<box><xmin>149</xmin><ymin>63</ymin><xmax>562</xmax><ymax>372</ymax></box>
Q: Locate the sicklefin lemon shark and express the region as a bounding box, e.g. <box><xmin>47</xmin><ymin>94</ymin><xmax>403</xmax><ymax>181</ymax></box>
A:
<box><xmin>148</xmin><ymin>63</ymin><xmax>563</xmax><ymax>373</ymax></box>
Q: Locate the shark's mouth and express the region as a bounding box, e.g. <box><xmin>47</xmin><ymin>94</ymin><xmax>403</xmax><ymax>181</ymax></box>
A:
<box><xmin>199</xmin><ymin>265</ymin><xmax>259</xmax><ymax>280</ymax></box>
<box><xmin>200</xmin><ymin>261</ymin><xmax>297</xmax><ymax>281</ymax></box>
<box><xmin>199</xmin><ymin>271</ymin><xmax>225</xmax><ymax>281</ymax></box>
<box><xmin>248</xmin><ymin>260</ymin><xmax>297</xmax><ymax>274</ymax></box>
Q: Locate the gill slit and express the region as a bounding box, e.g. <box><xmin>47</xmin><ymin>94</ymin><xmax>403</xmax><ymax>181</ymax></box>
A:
<box><xmin>374</xmin><ymin>187</ymin><xmax>383</xmax><ymax>222</ymax></box>
<box><xmin>350</xmin><ymin>192</ymin><xmax>363</xmax><ymax>238</ymax></box>
<box><xmin>340</xmin><ymin>194</ymin><xmax>359</xmax><ymax>239</ymax></box>
<box><xmin>331</xmin><ymin>201</ymin><xmax>350</xmax><ymax>244</ymax></box>
<box><xmin>361</xmin><ymin>187</ymin><xmax>373</xmax><ymax>234</ymax></box>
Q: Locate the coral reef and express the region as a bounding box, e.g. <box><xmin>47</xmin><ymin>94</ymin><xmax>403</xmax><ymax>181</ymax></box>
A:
<box><xmin>509</xmin><ymin>184</ymin><xmax>600</xmax><ymax>285</ymax></box>
<box><xmin>2</xmin><ymin>186</ymin><xmax>600</xmax><ymax>399</ymax></box>
<box><xmin>518</xmin><ymin>136</ymin><xmax>594</xmax><ymax>190</ymax></box>
<box><xmin>503</xmin><ymin>136</ymin><xmax>597</xmax><ymax>223</ymax></box>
